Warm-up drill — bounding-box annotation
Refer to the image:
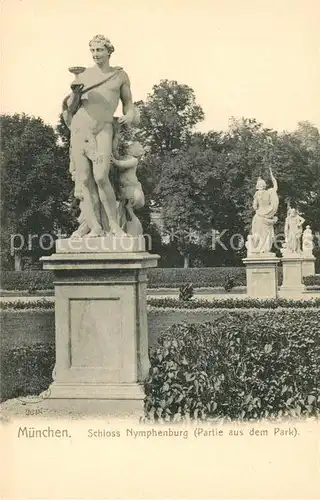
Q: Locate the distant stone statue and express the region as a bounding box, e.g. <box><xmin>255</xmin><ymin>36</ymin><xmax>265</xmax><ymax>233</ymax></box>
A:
<box><xmin>302</xmin><ymin>225</ymin><xmax>314</xmax><ymax>256</ymax></box>
<box><xmin>284</xmin><ymin>208</ymin><xmax>305</xmax><ymax>254</ymax></box>
<box><xmin>248</xmin><ymin>168</ymin><xmax>279</xmax><ymax>254</ymax></box>
<box><xmin>62</xmin><ymin>34</ymin><xmax>142</xmax><ymax>238</ymax></box>
<box><xmin>111</xmin><ymin>141</ymin><xmax>145</xmax><ymax>236</ymax></box>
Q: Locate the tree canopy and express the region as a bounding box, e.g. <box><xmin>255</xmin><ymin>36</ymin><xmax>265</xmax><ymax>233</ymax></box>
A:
<box><xmin>1</xmin><ymin>81</ymin><xmax>319</xmax><ymax>269</ymax></box>
<box><xmin>0</xmin><ymin>113</ymin><xmax>75</xmax><ymax>268</ymax></box>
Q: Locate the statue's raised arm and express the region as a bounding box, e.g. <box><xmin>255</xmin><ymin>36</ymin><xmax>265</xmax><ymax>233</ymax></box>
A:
<box><xmin>269</xmin><ymin>168</ymin><xmax>278</xmax><ymax>191</ymax></box>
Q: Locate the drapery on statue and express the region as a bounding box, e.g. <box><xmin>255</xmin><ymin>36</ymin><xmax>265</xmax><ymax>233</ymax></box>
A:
<box><xmin>248</xmin><ymin>168</ymin><xmax>279</xmax><ymax>254</ymax></box>
<box><xmin>284</xmin><ymin>207</ymin><xmax>305</xmax><ymax>254</ymax></box>
<box><xmin>62</xmin><ymin>34</ymin><xmax>145</xmax><ymax>238</ymax></box>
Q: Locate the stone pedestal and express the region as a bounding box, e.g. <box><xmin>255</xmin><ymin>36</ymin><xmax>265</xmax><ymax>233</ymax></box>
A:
<box><xmin>302</xmin><ymin>256</ymin><xmax>316</xmax><ymax>278</ymax></box>
<box><xmin>280</xmin><ymin>255</ymin><xmax>306</xmax><ymax>296</ymax></box>
<box><xmin>40</xmin><ymin>240</ymin><xmax>159</xmax><ymax>416</ymax></box>
<box><xmin>243</xmin><ymin>255</ymin><xmax>280</xmax><ymax>299</ymax></box>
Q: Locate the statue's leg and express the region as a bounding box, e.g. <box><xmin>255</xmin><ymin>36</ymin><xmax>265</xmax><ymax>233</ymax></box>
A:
<box><xmin>73</xmin><ymin>151</ymin><xmax>103</xmax><ymax>236</ymax></box>
<box><xmin>93</xmin><ymin>126</ymin><xmax>125</xmax><ymax>235</ymax></box>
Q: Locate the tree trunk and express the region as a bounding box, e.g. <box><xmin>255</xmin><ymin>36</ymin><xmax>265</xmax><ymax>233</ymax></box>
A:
<box><xmin>183</xmin><ymin>254</ymin><xmax>190</xmax><ymax>268</ymax></box>
<box><xmin>14</xmin><ymin>253</ymin><xmax>22</xmax><ymax>271</ymax></box>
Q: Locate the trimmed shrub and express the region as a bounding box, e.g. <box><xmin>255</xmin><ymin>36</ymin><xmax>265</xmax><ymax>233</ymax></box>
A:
<box><xmin>0</xmin><ymin>299</ymin><xmax>54</xmax><ymax>310</ymax></box>
<box><xmin>147</xmin><ymin>267</ymin><xmax>247</xmax><ymax>288</ymax></box>
<box><xmin>147</xmin><ymin>297</ymin><xmax>320</xmax><ymax>309</ymax></box>
<box><xmin>0</xmin><ymin>271</ymin><xmax>54</xmax><ymax>291</ymax></box>
<box><xmin>179</xmin><ymin>283</ymin><xmax>194</xmax><ymax>301</ymax></box>
<box><xmin>304</xmin><ymin>275</ymin><xmax>320</xmax><ymax>287</ymax></box>
<box><xmin>1</xmin><ymin>296</ymin><xmax>320</xmax><ymax>311</ymax></box>
<box><xmin>1</xmin><ymin>343</ymin><xmax>55</xmax><ymax>402</ymax></box>
<box><xmin>144</xmin><ymin>310</ymin><xmax>320</xmax><ymax>421</ymax></box>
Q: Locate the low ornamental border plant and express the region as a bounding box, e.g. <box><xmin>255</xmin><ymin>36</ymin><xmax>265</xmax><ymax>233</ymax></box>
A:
<box><xmin>0</xmin><ymin>299</ymin><xmax>54</xmax><ymax>310</ymax></box>
<box><xmin>144</xmin><ymin>310</ymin><xmax>320</xmax><ymax>422</ymax></box>
<box><xmin>0</xmin><ymin>343</ymin><xmax>55</xmax><ymax>403</ymax></box>
<box><xmin>1</xmin><ymin>296</ymin><xmax>320</xmax><ymax>311</ymax></box>
<box><xmin>147</xmin><ymin>297</ymin><xmax>320</xmax><ymax>309</ymax></box>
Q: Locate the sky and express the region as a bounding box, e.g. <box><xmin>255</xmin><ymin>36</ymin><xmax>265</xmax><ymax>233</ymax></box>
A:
<box><xmin>1</xmin><ymin>0</ymin><xmax>320</xmax><ymax>133</ymax></box>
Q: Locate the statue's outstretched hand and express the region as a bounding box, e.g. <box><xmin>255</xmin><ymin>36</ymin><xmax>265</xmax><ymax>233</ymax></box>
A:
<box><xmin>269</xmin><ymin>168</ymin><xmax>278</xmax><ymax>190</ymax></box>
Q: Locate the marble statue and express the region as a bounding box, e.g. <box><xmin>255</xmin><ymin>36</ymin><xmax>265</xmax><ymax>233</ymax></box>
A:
<box><xmin>302</xmin><ymin>224</ymin><xmax>314</xmax><ymax>256</ymax></box>
<box><xmin>62</xmin><ymin>34</ymin><xmax>143</xmax><ymax>238</ymax></box>
<box><xmin>284</xmin><ymin>208</ymin><xmax>305</xmax><ymax>254</ymax></box>
<box><xmin>248</xmin><ymin>168</ymin><xmax>279</xmax><ymax>254</ymax></box>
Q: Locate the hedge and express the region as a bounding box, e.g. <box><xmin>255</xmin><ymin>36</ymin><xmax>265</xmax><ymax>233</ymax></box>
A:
<box><xmin>2</xmin><ymin>296</ymin><xmax>320</xmax><ymax>311</ymax></box>
<box><xmin>0</xmin><ymin>271</ymin><xmax>54</xmax><ymax>291</ymax></box>
<box><xmin>2</xmin><ymin>311</ymin><xmax>319</xmax><ymax>417</ymax></box>
<box><xmin>304</xmin><ymin>275</ymin><xmax>320</xmax><ymax>287</ymax></box>
<box><xmin>147</xmin><ymin>267</ymin><xmax>247</xmax><ymax>288</ymax></box>
<box><xmin>1</xmin><ymin>343</ymin><xmax>55</xmax><ymax>403</ymax></box>
<box><xmin>147</xmin><ymin>297</ymin><xmax>320</xmax><ymax>309</ymax></box>
<box><xmin>144</xmin><ymin>310</ymin><xmax>320</xmax><ymax>422</ymax></box>
<box><xmin>0</xmin><ymin>268</ymin><xmax>318</xmax><ymax>291</ymax></box>
<box><xmin>1</xmin><ymin>268</ymin><xmax>248</xmax><ymax>290</ymax></box>
<box><xmin>0</xmin><ymin>299</ymin><xmax>55</xmax><ymax>310</ymax></box>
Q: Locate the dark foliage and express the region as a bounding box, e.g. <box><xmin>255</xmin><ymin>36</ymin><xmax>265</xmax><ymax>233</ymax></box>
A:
<box><xmin>144</xmin><ymin>312</ymin><xmax>320</xmax><ymax>421</ymax></box>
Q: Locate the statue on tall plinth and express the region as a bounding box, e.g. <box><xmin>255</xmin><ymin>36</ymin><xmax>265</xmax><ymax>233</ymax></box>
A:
<box><xmin>282</xmin><ymin>207</ymin><xmax>305</xmax><ymax>255</ymax></box>
<box><xmin>246</xmin><ymin>168</ymin><xmax>279</xmax><ymax>255</ymax></box>
<box><xmin>62</xmin><ymin>34</ymin><xmax>144</xmax><ymax>240</ymax></box>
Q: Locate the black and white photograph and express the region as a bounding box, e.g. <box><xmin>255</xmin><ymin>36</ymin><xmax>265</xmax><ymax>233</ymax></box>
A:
<box><xmin>1</xmin><ymin>0</ymin><xmax>319</xmax><ymax>498</ymax></box>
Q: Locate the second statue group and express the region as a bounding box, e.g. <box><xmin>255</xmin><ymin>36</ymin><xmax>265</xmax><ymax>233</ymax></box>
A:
<box><xmin>62</xmin><ymin>34</ymin><xmax>144</xmax><ymax>239</ymax></box>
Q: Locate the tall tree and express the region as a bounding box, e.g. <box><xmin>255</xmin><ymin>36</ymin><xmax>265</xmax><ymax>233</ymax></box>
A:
<box><xmin>0</xmin><ymin>113</ymin><xmax>74</xmax><ymax>269</ymax></box>
<box><xmin>135</xmin><ymin>79</ymin><xmax>205</xmax><ymax>156</ymax></box>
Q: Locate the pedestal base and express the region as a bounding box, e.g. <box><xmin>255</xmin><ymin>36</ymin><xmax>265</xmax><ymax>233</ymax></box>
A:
<box><xmin>42</xmin><ymin>383</ymin><xmax>145</xmax><ymax>417</ymax></box>
<box><xmin>302</xmin><ymin>256</ymin><xmax>316</xmax><ymax>278</ymax></box>
<box><xmin>280</xmin><ymin>255</ymin><xmax>306</xmax><ymax>297</ymax></box>
<box><xmin>243</xmin><ymin>255</ymin><xmax>279</xmax><ymax>299</ymax></box>
<box><xmin>40</xmin><ymin>249</ymin><xmax>159</xmax><ymax>417</ymax></box>
<box><xmin>56</xmin><ymin>235</ymin><xmax>145</xmax><ymax>253</ymax></box>
<box><xmin>47</xmin><ymin>382</ymin><xmax>145</xmax><ymax>399</ymax></box>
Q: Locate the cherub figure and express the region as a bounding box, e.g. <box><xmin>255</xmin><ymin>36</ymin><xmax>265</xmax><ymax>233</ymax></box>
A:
<box><xmin>111</xmin><ymin>141</ymin><xmax>145</xmax><ymax>236</ymax></box>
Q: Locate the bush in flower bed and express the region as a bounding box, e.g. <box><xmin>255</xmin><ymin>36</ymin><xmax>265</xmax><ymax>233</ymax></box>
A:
<box><xmin>4</xmin><ymin>267</ymin><xmax>306</xmax><ymax>291</ymax></box>
<box><xmin>147</xmin><ymin>297</ymin><xmax>320</xmax><ymax>309</ymax></box>
<box><xmin>144</xmin><ymin>310</ymin><xmax>320</xmax><ymax>422</ymax></box>
<box><xmin>1</xmin><ymin>343</ymin><xmax>55</xmax><ymax>402</ymax></box>
<box><xmin>0</xmin><ymin>299</ymin><xmax>54</xmax><ymax>310</ymax></box>
<box><xmin>304</xmin><ymin>275</ymin><xmax>320</xmax><ymax>288</ymax></box>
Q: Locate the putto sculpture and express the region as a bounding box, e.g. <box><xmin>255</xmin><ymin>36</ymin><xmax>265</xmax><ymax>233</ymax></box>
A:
<box><xmin>62</xmin><ymin>34</ymin><xmax>144</xmax><ymax>239</ymax></box>
<box><xmin>246</xmin><ymin>168</ymin><xmax>279</xmax><ymax>255</ymax></box>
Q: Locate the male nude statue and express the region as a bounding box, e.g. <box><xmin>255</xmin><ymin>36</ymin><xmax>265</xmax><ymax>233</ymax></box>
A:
<box><xmin>62</xmin><ymin>34</ymin><xmax>136</xmax><ymax>237</ymax></box>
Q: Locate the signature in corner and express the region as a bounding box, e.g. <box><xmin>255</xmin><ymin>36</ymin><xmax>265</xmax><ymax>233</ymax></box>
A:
<box><xmin>17</xmin><ymin>387</ymin><xmax>51</xmax><ymax>406</ymax></box>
